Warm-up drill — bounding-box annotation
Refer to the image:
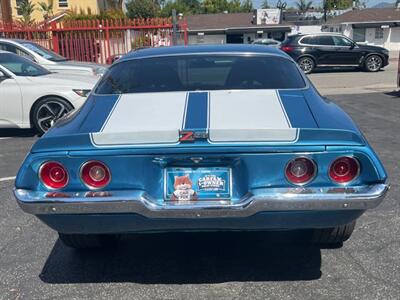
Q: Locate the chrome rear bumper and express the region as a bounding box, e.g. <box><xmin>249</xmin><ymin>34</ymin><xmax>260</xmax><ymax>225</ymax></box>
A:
<box><xmin>14</xmin><ymin>184</ymin><xmax>389</xmax><ymax>218</ymax></box>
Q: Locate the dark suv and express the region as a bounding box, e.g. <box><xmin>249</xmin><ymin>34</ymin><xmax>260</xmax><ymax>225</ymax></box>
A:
<box><xmin>280</xmin><ymin>33</ymin><xmax>389</xmax><ymax>74</ymax></box>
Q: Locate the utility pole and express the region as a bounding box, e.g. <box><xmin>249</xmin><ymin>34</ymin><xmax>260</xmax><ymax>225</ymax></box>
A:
<box><xmin>172</xmin><ymin>9</ymin><xmax>178</xmax><ymax>45</ymax></box>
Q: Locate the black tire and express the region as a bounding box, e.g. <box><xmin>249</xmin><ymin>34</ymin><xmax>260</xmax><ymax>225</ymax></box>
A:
<box><xmin>311</xmin><ymin>221</ymin><xmax>356</xmax><ymax>245</ymax></box>
<box><xmin>31</xmin><ymin>97</ymin><xmax>74</xmax><ymax>136</ymax></box>
<box><xmin>297</xmin><ymin>56</ymin><xmax>315</xmax><ymax>74</ymax></box>
<box><xmin>364</xmin><ymin>54</ymin><xmax>383</xmax><ymax>72</ymax></box>
<box><xmin>58</xmin><ymin>233</ymin><xmax>120</xmax><ymax>249</ymax></box>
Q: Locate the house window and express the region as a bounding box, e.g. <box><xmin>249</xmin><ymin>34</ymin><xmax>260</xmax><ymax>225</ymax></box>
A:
<box><xmin>353</xmin><ymin>28</ymin><xmax>366</xmax><ymax>42</ymax></box>
<box><xmin>59</xmin><ymin>0</ymin><xmax>68</xmax><ymax>8</ymax></box>
<box><xmin>196</xmin><ymin>33</ymin><xmax>204</xmax><ymax>44</ymax></box>
<box><xmin>375</xmin><ymin>28</ymin><xmax>384</xmax><ymax>39</ymax></box>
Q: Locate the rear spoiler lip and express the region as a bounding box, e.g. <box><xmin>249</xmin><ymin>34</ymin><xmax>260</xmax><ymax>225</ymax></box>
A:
<box><xmin>31</xmin><ymin>128</ymin><xmax>365</xmax><ymax>154</ymax></box>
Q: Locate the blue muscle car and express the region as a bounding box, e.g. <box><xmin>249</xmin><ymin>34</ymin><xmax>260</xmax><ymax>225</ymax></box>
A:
<box><xmin>14</xmin><ymin>45</ymin><xmax>389</xmax><ymax>249</ymax></box>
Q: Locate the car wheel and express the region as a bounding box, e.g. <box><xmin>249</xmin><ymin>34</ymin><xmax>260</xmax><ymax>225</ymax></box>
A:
<box><xmin>298</xmin><ymin>57</ymin><xmax>315</xmax><ymax>74</ymax></box>
<box><xmin>364</xmin><ymin>55</ymin><xmax>383</xmax><ymax>72</ymax></box>
<box><xmin>31</xmin><ymin>97</ymin><xmax>73</xmax><ymax>136</ymax></box>
<box><xmin>311</xmin><ymin>221</ymin><xmax>356</xmax><ymax>245</ymax></box>
<box><xmin>58</xmin><ymin>233</ymin><xmax>121</xmax><ymax>249</ymax></box>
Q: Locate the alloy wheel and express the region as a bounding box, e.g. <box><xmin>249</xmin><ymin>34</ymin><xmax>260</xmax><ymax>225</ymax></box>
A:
<box><xmin>366</xmin><ymin>55</ymin><xmax>382</xmax><ymax>72</ymax></box>
<box><xmin>35</xmin><ymin>100</ymin><xmax>71</xmax><ymax>133</ymax></box>
<box><xmin>298</xmin><ymin>57</ymin><xmax>314</xmax><ymax>74</ymax></box>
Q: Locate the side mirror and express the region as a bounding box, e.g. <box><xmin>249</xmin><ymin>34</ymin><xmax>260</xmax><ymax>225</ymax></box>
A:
<box><xmin>350</xmin><ymin>43</ymin><xmax>357</xmax><ymax>50</ymax></box>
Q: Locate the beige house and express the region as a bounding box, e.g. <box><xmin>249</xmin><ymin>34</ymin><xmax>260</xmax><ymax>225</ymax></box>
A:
<box><xmin>9</xmin><ymin>0</ymin><xmax>118</xmax><ymax>22</ymax></box>
<box><xmin>323</xmin><ymin>8</ymin><xmax>400</xmax><ymax>51</ymax></box>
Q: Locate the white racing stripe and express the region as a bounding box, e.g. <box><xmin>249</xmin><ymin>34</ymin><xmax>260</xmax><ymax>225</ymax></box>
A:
<box><xmin>0</xmin><ymin>176</ymin><xmax>16</xmax><ymax>182</ymax></box>
<box><xmin>208</xmin><ymin>90</ymin><xmax>297</xmax><ymax>142</ymax></box>
<box><xmin>92</xmin><ymin>92</ymin><xmax>187</xmax><ymax>146</ymax></box>
<box><xmin>91</xmin><ymin>89</ymin><xmax>298</xmax><ymax>146</ymax></box>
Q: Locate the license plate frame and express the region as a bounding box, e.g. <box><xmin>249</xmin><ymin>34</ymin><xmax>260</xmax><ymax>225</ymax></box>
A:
<box><xmin>164</xmin><ymin>167</ymin><xmax>232</xmax><ymax>201</ymax></box>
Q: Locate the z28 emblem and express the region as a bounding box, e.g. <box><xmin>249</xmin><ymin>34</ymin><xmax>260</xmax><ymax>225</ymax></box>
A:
<box><xmin>179</xmin><ymin>131</ymin><xmax>208</xmax><ymax>142</ymax></box>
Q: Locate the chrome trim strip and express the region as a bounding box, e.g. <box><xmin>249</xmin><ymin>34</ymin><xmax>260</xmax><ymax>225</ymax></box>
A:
<box><xmin>14</xmin><ymin>184</ymin><xmax>389</xmax><ymax>218</ymax></box>
<box><xmin>317</xmin><ymin>64</ymin><xmax>360</xmax><ymax>67</ymax></box>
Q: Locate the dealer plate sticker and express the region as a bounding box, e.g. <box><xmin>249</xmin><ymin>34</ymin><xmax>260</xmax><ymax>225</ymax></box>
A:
<box><xmin>165</xmin><ymin>167</ymin><xmax>231</xmax><ymax>201</ymax></box>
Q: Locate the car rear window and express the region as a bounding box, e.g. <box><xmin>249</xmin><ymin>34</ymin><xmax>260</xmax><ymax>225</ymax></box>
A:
<box><xmin>281</xmin><ymin>35</ymin><xmax>300</xmax><ymax>45</ymax></box>
<box><xmin>95</xmin><ymin>55</ymin><xmax>306</xmax><ymax>94</ymax></box>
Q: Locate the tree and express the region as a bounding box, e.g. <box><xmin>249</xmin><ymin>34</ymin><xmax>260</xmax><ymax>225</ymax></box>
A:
<box><xmin>296</xmin><ymin>0</ymin><xmax>313</xmax><ymax>13</ymax></box>
<box><xmin>126</xmin><ymin>0</ymin><xmax>160</xmax><ymax>19</ymax></box>
<box><xmin>322</xmin><ymin>0</ymin><xmax>353</xmax><ymax>21</ymax></box>
<box><xmin>16</xmin><ymin>0</ymin><xmax>36</xmax><ymax>25</ymax></box>
<box><xmin>107</xmin><ymin>0</ymin><xmax>125</xmax><ymax>9</ymax></box>
<box><xmin>276</xmin><ymin>0</ymin><xmax>287</xmax><ymax>10</ymax></box>
<box><xmin>239</xmin><ymin>0</ymin><xmax>253</xmax><ymax>11</ymax></box>
<box><xmin>38</xmin><ymin>0</ymin><xmax>53</xmax><ymax>21</ymax></box>
<box><xmin>201</xmin><ymin>0</ymin><xmax>253</xmax><ymax>14</ymax></box>
<box><xmin>261</xmin><ymin>0</ymin><xmax>270</xmax><ymax>9</ymax></box>
<box><xmin>160</xmin><ymin>0</ymin><xmax>201</xmax><ymax>17</ymax></box>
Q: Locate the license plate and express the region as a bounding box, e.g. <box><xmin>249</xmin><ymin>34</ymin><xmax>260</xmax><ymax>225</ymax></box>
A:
<box><xmin>165</xmin><ymin>167</ymin><xmax>231</xmax><ymax>201</ymax></box>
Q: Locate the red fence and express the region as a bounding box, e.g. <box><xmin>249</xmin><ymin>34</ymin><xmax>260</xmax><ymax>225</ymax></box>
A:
<box><xmin>0</xmin><ymin>18</ymin><xmax>188</xmax><ymax>64</ymax></box>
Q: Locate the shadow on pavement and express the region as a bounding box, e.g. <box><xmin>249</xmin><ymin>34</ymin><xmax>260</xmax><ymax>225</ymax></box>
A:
<box><xmin>384</xmin><ymin>90</ymin><xmax>400</xmax><ymax>97</ymax></box>
<box><xmin>311</xmin><ymin>67</ymin><xmax>385</xmax><ymax>74</ymax></box>
<box><xmin>40</xmin><ymin>231</ymin><xmax>322</xmax><ymax>284</ymax></box>
<box><xmin>0</xmin><ymin>129</ymin><xmax>36</xmax><ymax>137</ymax></box>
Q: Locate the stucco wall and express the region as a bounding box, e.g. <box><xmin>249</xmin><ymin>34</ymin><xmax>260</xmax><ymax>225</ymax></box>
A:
<box><xmin>189</xmin><ymin>34</ymin><xmax>226</xmax><ymax>45</ymax></box>
<box><xmin>11</xmin><ymin>0</ymin><xmax>105</xmax><ymax>22</ymax></box>
<box><xmin>290</xmin><ymin>25</ymin><xmax>322</xmax><ymax>35</ymax></box>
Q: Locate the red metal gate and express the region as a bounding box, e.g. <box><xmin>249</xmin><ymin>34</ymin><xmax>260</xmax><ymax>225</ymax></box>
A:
<box><xmin>0</xmin><ymin>18</ymin><xmax>188</xmax><ymax>64</ymax></box>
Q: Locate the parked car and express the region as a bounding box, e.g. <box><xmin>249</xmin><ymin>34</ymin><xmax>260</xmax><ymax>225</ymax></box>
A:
<box><xmin>280</xmin><ymin>33</ymin><xmax>389</xmax><ymax>74</ymax></box>
<box><xmin>0</xmin><ymin>38</ymin><xmax>107</xmax><ymax>76</ymax></box>
<box><xmin>14</xmin><ymin>45</ymin><xmax>388</xmax><ymax>249</ymax></box>
<box><xmin>0</xmin><ymin>51</ymin><xmax>98</xmax><ymax>134</ymax></box>
<box><xmin>252</xmin><ymin>38</ymin><xmax>281</xmax><ymax>48</ymax></box>
<box><xmin>398</xmin><ymin>49</ymin><xmax>400</xmax><ymax>88</ymax></box>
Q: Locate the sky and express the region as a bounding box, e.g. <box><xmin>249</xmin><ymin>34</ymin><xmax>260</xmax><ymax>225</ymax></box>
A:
<box><xmin>252</xmin><ymin>0</ymin><xmax>393</xmax><ymax>8</ymax></box>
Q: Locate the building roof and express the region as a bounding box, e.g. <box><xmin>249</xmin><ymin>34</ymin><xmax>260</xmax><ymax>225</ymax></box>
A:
<box><xmin>122</xmin><ymin>44</ymin><xmax>289</xmax><ymax>61</ymax></box>
<box><xmin>326</xmin><ymin>8</ymin><xmax>400</xmax><ymax>24</ymax></box>
<box><xmin>185</xmin><ymin>12</ymin><xmax>291</xmax><ymax>33</ymax></box>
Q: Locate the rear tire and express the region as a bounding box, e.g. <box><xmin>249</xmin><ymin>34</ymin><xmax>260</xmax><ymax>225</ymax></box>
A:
<box><xmin>311</xmin><ymin>221</ymin><xmax>356</xmax><ymax>245</ymax></box>
<box><xmin>297</xmin><ymin>57</ymin><xmax>315</xmax><ymax>74</ymax></box>
<box><xmin>31</xmin><ymin>97</ymin><xmax>73</xmax><ymax>136</ymax></box>
<box><xmin>58</xmin><ymin>233</ymin><xmax>120</xmax><ymax>249</ymax></box>
<box><xmin>364</xmin><ymin>55</ymin><xmax>383</xmax><ymax>72</ymax></box>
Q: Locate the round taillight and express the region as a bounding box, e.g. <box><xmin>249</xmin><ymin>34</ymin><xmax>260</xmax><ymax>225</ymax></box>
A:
<box><xmin>80</xmin><ymin>161</ymin><xmax>111</xmax><ymax>189</ymax></box>
<box><xmin>285</xmin><ymin>157</ymin><xmax>317</xmax><ymax>185</ymax></box>
<box><xmin>39</xmin><ymin>161</ymin><xmax>69</xmax><ymax>190</ymax></box>
<box><xmin>329</xmin><ymin>156</ymin><xmax>359</xmax><ymax>184</ymax></box>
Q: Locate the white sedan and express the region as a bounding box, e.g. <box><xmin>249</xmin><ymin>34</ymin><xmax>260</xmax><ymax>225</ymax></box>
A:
<box><xmin>0</xmin><ymin>51</ymin><xmax>98</xmax><ymax>135</ymax></box>
<box><xmin>0</xmin><ymin>39</ymin><xmax>107</xmax><ymax>76</ymax></box>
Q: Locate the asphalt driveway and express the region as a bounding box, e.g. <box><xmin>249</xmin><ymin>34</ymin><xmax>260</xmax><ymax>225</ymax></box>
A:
<box><xmin>0</xmin><ymin>92</ymin><xmax>399</xmax><ymax>300</ymax></box>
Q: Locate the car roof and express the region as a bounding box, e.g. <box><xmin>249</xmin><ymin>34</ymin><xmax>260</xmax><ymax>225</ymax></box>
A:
<box><xmin>289</xmin><ymin>32</ymin><xmax>346</xmax><ymax>37</ymax></box>
<box><xmin>0</xmin><ymin>38</ymin><xmax>30</xmax><ymax>44</ymax></box>
<box><xmin>253</xmin><ymin>38</ymin><xmax>280</xmax><ymax>42</ymax></box>
<box><xmin>122</xmin><ymin>44</ymin><xmax>288</xmax><ymax>61</ymax></box>
<box><xmin>0</xmin><ymin>50</ymin><xmax>17</xmax><ymax>55</ymax></box>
